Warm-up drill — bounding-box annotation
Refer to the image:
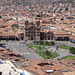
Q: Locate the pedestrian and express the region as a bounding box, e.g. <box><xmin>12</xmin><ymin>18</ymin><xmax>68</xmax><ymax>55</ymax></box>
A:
<box><xmin>9</xmin><ymin>71</ymin><xmax>11</xmax><ymax>75</ymax></box>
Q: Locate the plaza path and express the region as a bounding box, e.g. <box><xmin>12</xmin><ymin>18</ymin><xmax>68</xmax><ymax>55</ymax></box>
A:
<box><xmin>0</xmin><ymin>41</ymin><xmax>43</xmax><ymax>60</ymax></box>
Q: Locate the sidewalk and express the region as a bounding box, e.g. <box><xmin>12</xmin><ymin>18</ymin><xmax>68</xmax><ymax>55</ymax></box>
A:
<box><xmin>0</xmin><ymin>60</ymin><xmax>32</xmax><ymax>75</ymax></box>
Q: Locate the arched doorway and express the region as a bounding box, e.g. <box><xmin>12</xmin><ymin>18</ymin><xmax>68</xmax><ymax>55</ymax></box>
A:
<box><xmin>21</xmin><ymin>33</ymin><xmax>24</xmax><ymax>40</ymax></box>
<box><xmin>31</xmin><ymin>35</ymin><xmax>33</xmax><ymax>40</ymax></box>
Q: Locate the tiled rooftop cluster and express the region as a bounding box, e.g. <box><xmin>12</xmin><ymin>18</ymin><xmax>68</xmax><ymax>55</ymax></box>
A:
<box><xmin>0</xmin><ymin>0</ymin><xmax>75</xmax><ymax>41</ymax></box>
<box><xmin>0</xmin><ymin>0</ymin><xmax>75</xmax><ymax>75</ymax></box>
<box><xmin>0</xmin><ymin>47</ymin><xmax>29</xmax><ymax>69</ymax></box>
<box><xmin>26</xmin><ymin>58</ymin><xmax>75</xmax><ymax>75</ymax></box>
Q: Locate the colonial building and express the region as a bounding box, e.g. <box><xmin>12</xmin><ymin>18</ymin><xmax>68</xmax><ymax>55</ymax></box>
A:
<box><xmin>25</xmin><ymin>20</ymin><xmax>40</xmax><ymax>40</ymax></box>
<box><xmin>17</xmin><ymin>20</ymin><xmax>72</xmax><ymax>41</ymax></box>
<box><xmin>40</xmin><ymin>30</ymin><xmax>54</xmax><ymax>40</ymax></box>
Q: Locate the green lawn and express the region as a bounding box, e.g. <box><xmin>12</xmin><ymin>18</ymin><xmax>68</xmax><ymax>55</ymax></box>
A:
<box><xmin>60</xmin><ymin>56</ymin><xmax>75</xmax><ymax>60</ymax></box>
<box><xmin>57</xmin><ymin>44</ymin><xmax>71</xmax><ymax>50</ymax></box>
<box><xmin>27</xmin><ymin>44</ymin><xmax>44</xmax><ymax>50</ymax></box>
<box><xmin>36</xmin><ymin>51</ymin><xmax>59</xmax><ymax>59</ymax></box>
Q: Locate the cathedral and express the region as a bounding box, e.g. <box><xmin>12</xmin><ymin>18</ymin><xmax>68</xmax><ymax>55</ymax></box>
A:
<box><xmin>25</xmin><ymin>20</ymin><xmax>40</xmax><ymax>40</ymax></box>
<box><xmin>18</xmin><ymin>20</ymin><xmax>71</xmax><ymax>41</ymax></box>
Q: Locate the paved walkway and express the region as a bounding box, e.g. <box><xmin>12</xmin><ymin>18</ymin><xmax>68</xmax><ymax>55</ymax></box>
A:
<box><xmin>0</xmin><ymin>64</ymin><xmax>20</xmax><ymax>75</ymax></box>
<box><xmin>0</xmin><ymin>41</ymin><xmax>43</xmax><ymax>60</ymax></box>
<box><xmin>0</xmin><ymin>40</ymin><xmax>75</xmax><ymax>60</ymax></box>
<box><xmin>48</xmin><ymin>47</ymin><xmax>75</xmax><ymax>60</ymax></box>
<box><xmin>0</xmin><ymin>60</ymin><xmax>32</xmax><ymax>75</ymax></box>
<box><xmin>55</xmin><ymin>41</ymin><xmax>75</xmax><ymax>47</ymax></box>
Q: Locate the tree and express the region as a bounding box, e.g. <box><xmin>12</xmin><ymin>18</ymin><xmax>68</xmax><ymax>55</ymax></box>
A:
<box><xmin>45</xmin><ymin>41</ymin><xmax>50</xmax><ymax>45</ymax></box>
<box><xmin>33</xmin><ymin>41</ymin><xmax>38</xmax><ymax>44</ymax></box>
<box><xmin>70</xmin><ymin>47</ymin><xmax>75</xmax><ymax>54</ymax></box>
<box><xmin>38</xmin><ymin>40</ymin><xmax>44</xmax><ymax>45</ymax></box>
<box><xmin>50</xmin><ymin>41</ymin><xmax>55</xmax><ymax>46</ymax></box>
<box><xmin>45</xmin><ymin>50</ymin><xmax>51</xmax><ymax>56</ymax></box>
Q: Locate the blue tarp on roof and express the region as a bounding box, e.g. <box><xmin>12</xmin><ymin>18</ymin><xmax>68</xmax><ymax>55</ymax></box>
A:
<box><xmin>70</xmin><ymin>39</ymin><xmax>75</xmax><ymax>42</ymax></box>
<box><xmin>69</xmin><ymin>39</ymin><xmax>72</xmax><ymax>41</ymax></box>
<box><xmin>72</xmin><ymin>40</ymin><xmax>75</xmax><ymax>43</ymax></box>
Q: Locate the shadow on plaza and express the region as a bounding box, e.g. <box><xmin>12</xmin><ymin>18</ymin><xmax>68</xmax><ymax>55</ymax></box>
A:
<box><xmin>0</xmin><ymin>43</ymin><xmax>10</xmax><ymax>51</ymax></box>
<box><xmin>0</xmin><ymin>43</ymin><xmax>6</xmax><ymax>48</ymax></box>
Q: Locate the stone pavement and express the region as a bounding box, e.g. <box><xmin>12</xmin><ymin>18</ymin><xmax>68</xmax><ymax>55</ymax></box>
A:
<box><xmin>0</xmin><ymin>41</ymin><xmax>43</xmax><ymax>60</ymax></box>
<box><xmin>0</xmin><ymin>64</ymin><xmax>20</xmax><ymax>75</ymax></box>
<box><xmin>0</xmin><ymin>40</ymin><xmax>75</xmax><ymax>60</ymax></box>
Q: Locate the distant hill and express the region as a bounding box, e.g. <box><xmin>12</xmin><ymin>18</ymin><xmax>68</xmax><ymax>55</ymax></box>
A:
<box><xmin>0</xmin><ymin>0</ymin><xmax>75</xmax><ymax>5</ymax></box>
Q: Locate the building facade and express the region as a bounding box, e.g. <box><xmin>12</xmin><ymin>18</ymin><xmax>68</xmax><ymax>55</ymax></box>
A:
<box><xmin>18</xmin><ymin>20</ymin><xmax>72</xmax><ymax>41</ymax></box>
<box><xmin>25</xmin><ymin>20</ymin><xmax>40</xmax><ymax>40</ymax></box>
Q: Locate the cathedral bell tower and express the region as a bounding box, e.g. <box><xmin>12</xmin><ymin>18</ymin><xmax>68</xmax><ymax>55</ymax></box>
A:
<box><xmin>25</xmin><ymin>20</ymin><xmax>29</xmax><ymax>27</ymax></box>
<box><xmin>36</xmin><ymin>20</ymin><xmax>40</xmax><ymax>27</ymax></box>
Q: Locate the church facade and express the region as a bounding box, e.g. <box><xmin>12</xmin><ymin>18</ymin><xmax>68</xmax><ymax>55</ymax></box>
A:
<box><xmin>25</xmin><ymin>20</ymin><xmax>40</xmax><ymax>40</ymax></box>
<box><xmin>18</xmin><ymin>20</ymin><xmax>71</xmax><ymax>41</ymax></box>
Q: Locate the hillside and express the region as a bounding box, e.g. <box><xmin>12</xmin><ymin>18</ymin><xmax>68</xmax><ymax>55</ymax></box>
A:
<box><xmin>0</xmin><ymin>0</ymin><xmax>75</xmax><ymax>5</ymax></box>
